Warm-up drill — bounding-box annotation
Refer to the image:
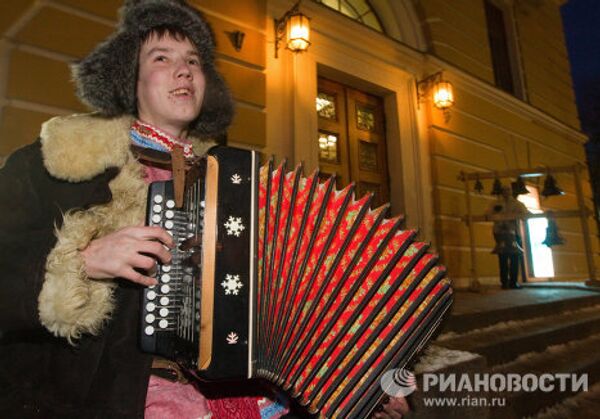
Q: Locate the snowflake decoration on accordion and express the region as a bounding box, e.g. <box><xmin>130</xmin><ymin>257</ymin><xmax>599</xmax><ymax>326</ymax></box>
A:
<box><xmin>224</xmin><ymin>216</ymin><xmax>245</xmax><ymax>236</ymax></box>
<box><xmin>226</xmin><ymin>332</ymin><xmax>239</xmax><ymax>345</ymax></box>
<box><xmin>231</xmin><ymin>173</ymin><xmax>242</xmax><ymax>184</ymax></box>
<box><xmin>221</xmin><ymin>274</ymin><xmax>243</xmax><ymax>295</ymax></box>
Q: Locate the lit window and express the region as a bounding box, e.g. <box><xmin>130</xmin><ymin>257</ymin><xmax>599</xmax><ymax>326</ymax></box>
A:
<box><xmin>316</xmin><ymin>93</ymin><xmax>337</xmax><ymax>120</ymax></box>
<box><xmin>318</xmin><ymin>132</ymin><xmax>339</xmax><ymax>163</ymax></box>
<box><xmin>484</xmin><ymin>0</ymin><xmax>524</xmax><ymax>98</ymax></box>
<box><xmin>356</xmin><ymin>105</ymin><xmax>375</xmax><ymax>131</ymax></box>
<box><xmin>313</xmin><ymin>0</ymin><xmax>383</xmax><ymax>33</ymax></box>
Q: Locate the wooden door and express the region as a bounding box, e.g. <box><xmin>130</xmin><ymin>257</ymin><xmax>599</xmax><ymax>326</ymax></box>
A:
<box><xmin>316</xmin><ymin>77</ymin><xmax>389</xmax><ymax>207</ymax></box>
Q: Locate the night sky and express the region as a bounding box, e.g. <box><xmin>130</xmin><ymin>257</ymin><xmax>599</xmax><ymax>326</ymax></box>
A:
<box><xmin>561</xmin><ymin>0</ymin><xmax>600</xmax><ymax>137</ymax></box>
<box><xmin>561</xmin><ymin>0</ymin><xmax>600</xmax><ymax>215</ymax></box>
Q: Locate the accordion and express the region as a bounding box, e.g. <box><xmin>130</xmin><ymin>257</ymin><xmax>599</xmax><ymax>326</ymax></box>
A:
<box><xmin>140</xmin><ymin>146</ymin><xmax>453</xmax><ymax>417</ymax></box>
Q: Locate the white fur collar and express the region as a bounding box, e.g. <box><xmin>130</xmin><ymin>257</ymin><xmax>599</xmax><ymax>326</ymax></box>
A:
<box><xmin>40</xmin><ymin>113</ymin><xmax>214</xmax><ymax>182</ymax></box>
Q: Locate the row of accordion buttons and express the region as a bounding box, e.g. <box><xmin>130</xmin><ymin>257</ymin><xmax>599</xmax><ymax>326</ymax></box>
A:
<box><xmin>144</xmin><ymin>193</ymin><xmax>177</xmax><ymax>336</ymax></box>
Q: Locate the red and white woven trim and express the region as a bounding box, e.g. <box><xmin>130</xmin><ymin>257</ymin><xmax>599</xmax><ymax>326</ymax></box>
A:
<box><xmin>132</xmin><ymin>120</ymin><xmax>195</xmax><ymax>158</ymax></box>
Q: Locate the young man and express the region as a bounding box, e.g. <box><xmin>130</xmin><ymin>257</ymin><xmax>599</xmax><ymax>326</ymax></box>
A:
<box><xmin>0</xmin><ymin>1</ymin><xmax>408</xmax><ymax>417</ymax></box>
<box><xmin>0</xmin><ymin>1</ymin><xmax>232</xmax><ymax>416</ymax></box>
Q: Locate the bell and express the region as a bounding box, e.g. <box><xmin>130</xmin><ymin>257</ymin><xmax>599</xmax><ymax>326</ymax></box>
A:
<box><xmin>474</xmin><ymin>177</ymin><xmax>484</xmax><ymax>194</ymax></box>
<box><xmin>512</xmin><ymin>176</ymin><xmax>529</xmax><ymax>196</ymax></box>
<box><xmin>542</xmin><ymin>175</ymin><xmax>565</xmax><ymax>197</ymax></box>
<box><xmin>542</xmin><ymin>218</ymin><xmax>565</xmax><ymax>247</ymax></box>
<box><xmin>491</xmin><ymin>178</ymin><xmax>504</xmax><ymax>195</ymax></box>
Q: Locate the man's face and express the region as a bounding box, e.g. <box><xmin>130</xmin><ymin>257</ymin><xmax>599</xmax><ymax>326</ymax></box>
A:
<box><xmin>137</xmin><ymin>33</ymin><xmax>205</xmax><ymax>137</ymax></box>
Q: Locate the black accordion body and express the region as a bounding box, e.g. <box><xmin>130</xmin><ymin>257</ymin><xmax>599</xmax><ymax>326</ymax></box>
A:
<box><xmin>140</xmin><ymin>146</ymin><xmax>453</xmax><ymax>418</ymax></box>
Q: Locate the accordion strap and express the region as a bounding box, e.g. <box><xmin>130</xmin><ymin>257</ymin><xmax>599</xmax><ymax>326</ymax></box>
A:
<box><xmin>130</xmin><ymin>144</ymin><xmax>171</xmax><ymax>166</ymax></box>
<box><xmin>171</xmin><ymin>146</ymin><xmax>186</xmax><ymax>208</ymax></box>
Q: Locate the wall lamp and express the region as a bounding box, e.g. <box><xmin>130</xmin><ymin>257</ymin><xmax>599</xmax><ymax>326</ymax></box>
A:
<box><xmin>416</xmin><ymin>71</ymin><xmax>455</xmax><ymax>110</ymax></box>
<box><xmin>274</xmin><ymin>1</ymin><xmax>311</xmax><ymax>58</ymax></box>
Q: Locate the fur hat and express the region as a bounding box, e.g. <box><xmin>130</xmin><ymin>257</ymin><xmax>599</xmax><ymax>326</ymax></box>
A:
<box><xmin>72</xmin><ymin>0</ymin><xmax>233</xmax><ymax>139</ymax></box>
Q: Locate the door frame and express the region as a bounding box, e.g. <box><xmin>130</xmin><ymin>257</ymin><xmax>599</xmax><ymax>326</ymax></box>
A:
<box><xmin>290</xmin><ymin>54</ymin><xmax>434</xmax><ymax>242</ymax></box>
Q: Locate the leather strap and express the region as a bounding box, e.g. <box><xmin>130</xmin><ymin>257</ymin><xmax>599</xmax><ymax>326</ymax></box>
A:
<box><xmin>172</xmin><ymin>146</ymin><xmax>186</xmax><ymax>208</ymax></box>
<box><xmin>151</xmin><ymin>357</ymin><xmax>189</xmax><ymax>384</ymax></box>
<box><xmin>130</xmin><ymin>144</ymin><xmax>171</xmax><ymax>167</ymax></box>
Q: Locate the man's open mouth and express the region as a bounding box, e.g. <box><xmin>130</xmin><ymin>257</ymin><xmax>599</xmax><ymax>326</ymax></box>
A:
<box><xmin>171</xmin><ymin>88</ymin><xmax>192</xmax><ymax>96</ymax></box>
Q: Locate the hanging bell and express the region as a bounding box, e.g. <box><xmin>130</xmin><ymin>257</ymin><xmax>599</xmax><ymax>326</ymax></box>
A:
<box><xmin>542</xmin><ymin>217</ymin><xmax>565</xmax><ymax>247</ymax></box>
<box><xmin>491</xmin><ymin>178</ymin><xmax>504</xmax><ymax>195</ymax></box>
<box><xmin>542</xmin><ymin>174</ymin><xmax>565</xmax><ymax>197</ymax></box>
<box><xmin>512</xmin><ymin>176</ymin><xmax>529</xmax><ymax>196</ymax></box>
<box><xmin>474</xmin><ymin>176</ymin><xmax>484</xmax><ymax>194</ymax></box>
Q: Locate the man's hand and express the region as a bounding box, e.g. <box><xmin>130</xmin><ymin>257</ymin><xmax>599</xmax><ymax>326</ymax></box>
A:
<box><xmin>80</xmin><ymin>226</ymin><xmax>174</xmax><ymax>286</ymax></box>
<box><xmin>373</xmin><ymin>396</ymin><xmax>410</xmax><ymax>419</ymax></box>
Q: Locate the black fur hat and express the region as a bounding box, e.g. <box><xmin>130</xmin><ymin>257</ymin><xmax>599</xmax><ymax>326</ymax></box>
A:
<box><xmin>72</xmin><ymin>0</ymin><xmax>233</xmax><ymax>139</ymax></box>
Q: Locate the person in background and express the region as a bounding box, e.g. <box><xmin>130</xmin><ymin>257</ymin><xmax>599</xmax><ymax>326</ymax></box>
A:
<box><xmin>487</xmin><ymin>185</ymin><xmax>529</xmax><ymax>289</ymax></box>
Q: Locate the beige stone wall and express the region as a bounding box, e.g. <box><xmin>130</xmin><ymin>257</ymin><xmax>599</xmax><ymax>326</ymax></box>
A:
<box><xmin>419</xmin><ymin>0</ymin><xmax>495</xmax><ymax>83</ymax></box>
<box><xmin>0</xmin><ymin>0</ymin><xmax>116</xmax><ymax>159</ymax></box>
<box><xmin>418</xmin><ymin>0</ymin><xmax>580</xmax><ymax>131</ymax></box>
<box><xmin>0</xmin><ymin>0</ymin><xmax>267</xmax><ymax>161</ymax></box>
<box><xmin>515</xmin><ymin>0</ymin><xmax>579</xmax><ymax>128</ymax></box>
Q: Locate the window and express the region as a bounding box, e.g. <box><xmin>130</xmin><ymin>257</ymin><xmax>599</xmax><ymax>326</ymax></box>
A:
<box><xmin>313</xmin><ymin>0</ymin><xmax>383</xmax><ymax>33</ymax></box>
<box><xmin>484</xmin><ymin>0</ymin><xmax>524</xmax><ymax>97</ymax></box>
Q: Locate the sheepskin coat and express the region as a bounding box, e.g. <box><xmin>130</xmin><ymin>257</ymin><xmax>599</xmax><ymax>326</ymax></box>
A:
<box><xmin>0</xmin><ymin>113</ymin><xmax>213</xmax><ymax>417</ymax></box>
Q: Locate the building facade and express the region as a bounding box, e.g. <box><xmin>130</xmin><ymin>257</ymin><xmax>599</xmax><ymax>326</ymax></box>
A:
<box><xmin>0</xmin><ymin>0</ymin><xmax>596</xmax><ymax>288</ymax></box>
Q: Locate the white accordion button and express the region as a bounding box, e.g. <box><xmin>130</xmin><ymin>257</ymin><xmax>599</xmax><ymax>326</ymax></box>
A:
<box><xmin>153</xmin><ymin>204</ymin><xmax>162</xmax><ymax>213</ymax></box>
<box><xmin>144</xmin><ymin>325</ymin><xmax>155</xmax><ymax>335</ymax></box>
<box><xmin>165</xmin><ymin>210</ymin><xmax>175</xmax><ymax>219</ymax></box>
<box><xmin>166</xmin><ymin>199</ymin><xmax>175</xmax><ymax>209</ymax></box>
<box><xmin>183</xmin><ymin>274</ymin><xmax>192</xmax><ymax>283</ymax></box>
<box><xmin>159</xmin><ymin>319</ymin><xmax>168</xmax><ymax>329</ymax></box>
<box><xmin>147</xmin><ymin>290</ymin><xmax>156</xmax><ymax>300</ymax></box>
<box><xmin>145</xmin><ymin>314</ymin><xmax>155</xmax><ymax>323</ymax></box>
<box><xmin>162</xmin><ymin>265</ymin><xmax>171</xmax><ymax>272</ymax></box>
<box><xmin>160</xmin><ymin>284</ymin><xmax>170</xmax><ymax>294</ymax></box>
<box><xmin>146</xmin><ymin>302</ymin><xmax>156</xmax><ymax>312</ymax></box>
<box><xmin>160</xmin><ymin>296</ymin><xmax>169</xmax><ymax>306</ymax></box>
<box><xmin>165</xmin><ymin>220</ymin><xmax>174</xmax><ymax>229</ymax></box>
<box><xmin>151</xmin><ymin>214</ymin><xmax>161</xmax><ymax>224</ymax></box>
<box><xmin>159</xmin><ymin>308</ymin><xmax>169</xmax><ymax>317</ymax></box>
<box><xmin>161</xmin><ymin>274</ymin><xmax>171</xmax><ymax>283</ymax></box>
<box><xmin>153</xmin><ymin>195</ymin><xmax>164</xmax><ymax>204</ymax></box>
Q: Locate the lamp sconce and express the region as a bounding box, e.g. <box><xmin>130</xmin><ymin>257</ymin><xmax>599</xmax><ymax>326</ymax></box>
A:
<box><xmin>416</xmin><ymin>71</ymin><xmax>455</xmax><ymax>118</ymax></box>
<box><xmin>227</xmin><ymin>30</ymin><xmax>245</xmax><ymax>52</ymax></box>
<box><xmin>274</xmin><ymin>1</ymin><xmax>311</xmax><ymax>58</ymax></box>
